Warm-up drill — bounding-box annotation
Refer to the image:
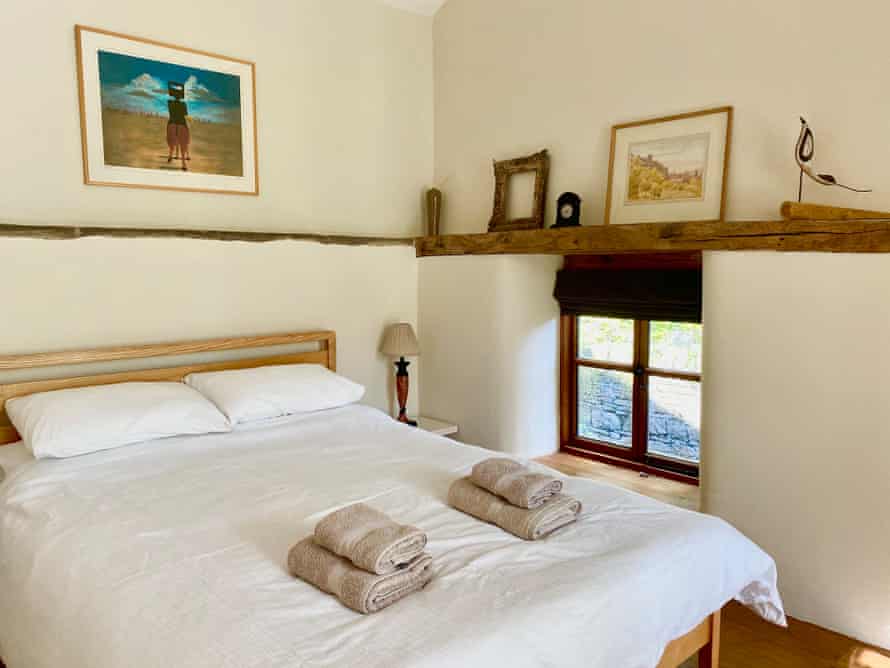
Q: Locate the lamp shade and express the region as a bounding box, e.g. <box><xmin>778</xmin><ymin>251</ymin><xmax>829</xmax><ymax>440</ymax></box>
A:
<box><xmin>380</xmin><ymin>323</ymin><xmax>420</xmax><ymax>357</ymax></box>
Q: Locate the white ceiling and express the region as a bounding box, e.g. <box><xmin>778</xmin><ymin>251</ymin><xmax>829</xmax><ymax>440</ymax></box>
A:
<box><xmin>380</xmin><ymin>0</ymin><xmax>447</xmax><ymax>16</ymax></box>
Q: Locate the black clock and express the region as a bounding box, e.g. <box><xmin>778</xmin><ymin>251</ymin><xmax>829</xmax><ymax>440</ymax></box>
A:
<box><xmin>551</xmin><ymin>192</ymin><xmax>581</xmax><ymax>228</ymax></box>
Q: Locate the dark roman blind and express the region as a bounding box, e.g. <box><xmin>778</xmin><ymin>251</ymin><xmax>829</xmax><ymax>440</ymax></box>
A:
<box><xmin>554</xmin><ymin>268</ymin><xmax>702</xmax><ymax>323</ymax></box>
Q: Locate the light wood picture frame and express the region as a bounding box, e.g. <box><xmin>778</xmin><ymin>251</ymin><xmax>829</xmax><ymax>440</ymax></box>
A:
<box><xmin>488</xmin><ymin>149</ymin><xmax>550</xmax><ymax>232</ymax></box>
<box><xmin>75</xmin><ymin>25</ymin><xmax>259</xmax><ymax>195</ymax></box>
<box><xmin>604</xmin><ymin>106</ymin><xmax>732</xmax><ymax>225</ymax></box>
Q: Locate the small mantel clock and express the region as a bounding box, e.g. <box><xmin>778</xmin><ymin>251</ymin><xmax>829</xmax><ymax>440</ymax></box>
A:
<box><xmin>552</xmin><ymin>192</ymin><xmax>582</xmax><ymax>228</ymax></box>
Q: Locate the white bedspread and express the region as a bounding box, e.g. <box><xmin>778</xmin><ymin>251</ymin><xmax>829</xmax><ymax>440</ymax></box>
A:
<box><xmin>0</xmin><ymin>405</ymin><xmax>785</xmax><ymax>668</ymax></box>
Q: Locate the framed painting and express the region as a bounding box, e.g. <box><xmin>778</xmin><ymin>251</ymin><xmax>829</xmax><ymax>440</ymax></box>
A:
<box><xmin>604</xmin><ymin>106</ymin><xmax>732</xmax><ymax>225</ymax></box>
<box><xmin>75</xmin><ymin>25</ymin><xmax>258</xmax><ymax>195</ymax></box>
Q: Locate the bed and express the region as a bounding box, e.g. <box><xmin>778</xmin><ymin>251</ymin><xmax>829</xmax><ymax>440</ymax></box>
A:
<box><xmin>0</xmin><ymin>331</ymin><xmax>785</xmax><ymax>668</ymax></box>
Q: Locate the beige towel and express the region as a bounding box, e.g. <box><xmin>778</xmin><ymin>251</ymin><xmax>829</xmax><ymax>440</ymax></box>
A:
<box><xmin>314</xmin><ymin>503</ymin><xmax>427</xmax><ymax>575</ymax></box>
<box><xmin>470</xmin><ymin>457</ymin><xmax>563</xmax><ymax>509</ymax></box>
<box><xmin>288</xmin><ymin>537</ymin><xmax>434</xmax><ymax>614</ymax></box>
<box><xmin>448</xmin><ymin>477</ymin><xmax>581</xmax><ymax>540</ymax></box>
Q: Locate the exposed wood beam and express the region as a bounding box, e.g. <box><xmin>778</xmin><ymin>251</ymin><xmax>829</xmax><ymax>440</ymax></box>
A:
<box><xmin>780</xmin><ymin>201</ymin><xmax>890</xmax><ymax>221</ymax></box>
<box><xmin>0</xmin><ymin>223</ymin><xmax>414</xmax><ymax>247</ymax></box>
<box><xmin>415</xmin><ymin>219</ymin><xmax>890</xmax><ymax>257</ymax></box>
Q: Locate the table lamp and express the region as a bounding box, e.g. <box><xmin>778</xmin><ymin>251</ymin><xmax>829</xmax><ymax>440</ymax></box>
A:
<box><xmin>380</xmin><ymin>323</ymin><xmax>420</xmax><ymax>426</ymax></box>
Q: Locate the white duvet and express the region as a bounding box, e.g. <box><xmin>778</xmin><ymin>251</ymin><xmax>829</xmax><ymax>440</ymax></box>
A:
<box><xmin>0</xmin><ymin>405</ymin><xmax>785</xmax><ymax>668</ymax></box>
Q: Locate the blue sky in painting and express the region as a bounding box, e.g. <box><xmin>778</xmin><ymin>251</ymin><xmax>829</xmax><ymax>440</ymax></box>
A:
<box><xmin>98</xmin><ymin>51</ymin><xmax>241</xmax><ymax>124</ymax></box>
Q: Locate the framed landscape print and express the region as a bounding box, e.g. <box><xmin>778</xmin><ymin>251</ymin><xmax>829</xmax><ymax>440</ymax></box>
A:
<box><xmin>604</xmin><ymin>106</ymin><xmax>732</xmax><ymax>225</ymax></box>
<box><xmin>75</xmin><ymin>25</ymin><xmax>258</xmax><ymax>195</ymax></box>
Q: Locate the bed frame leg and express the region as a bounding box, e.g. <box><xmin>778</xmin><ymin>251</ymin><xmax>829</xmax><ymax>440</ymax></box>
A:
<box><xmin>698</xmin><ymin>609</ymin><xmax>722</xmax><ymax>667</ymax></box>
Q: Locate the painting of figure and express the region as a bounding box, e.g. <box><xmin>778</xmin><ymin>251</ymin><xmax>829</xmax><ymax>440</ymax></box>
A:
<box><xmin>97</xmin><ymin>51</ymin><xmax>243</xmax><ymax>176</ymax></box>
<box><xmin>165</xmin><ymin>80</ymin><xmax>191</xmax><ymax>169</ymax></box>
<box><xmin>76</xmin><ymin>26</ymin><xmax>258</xmax><ymax>195</ymax></box>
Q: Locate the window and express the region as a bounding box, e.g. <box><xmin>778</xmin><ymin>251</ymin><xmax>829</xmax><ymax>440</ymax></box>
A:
<box><xmin>561</xmin><ymin>315</ymin><xmax>702</xmax><ymax>479</ymax></box>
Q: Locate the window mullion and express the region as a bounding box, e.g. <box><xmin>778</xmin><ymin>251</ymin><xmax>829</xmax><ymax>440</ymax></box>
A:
<box><xmin>630</xmin><ymin>321</ymin><xmax>649</xmax><ymax>462</ymax></box>
<box><xmin>637</xmin><ymin>320</ymin><xmax>650</xmax><ymax>369</ymax></box>
<box><xmin>646</xmin><ymin>368</ymin><xmax>702</xmax><ymax>382</ymax></box>
<box><xmin>574</xmin><ymin>359</ymin><xmax>635</xmax><ymax>373</ymax></box>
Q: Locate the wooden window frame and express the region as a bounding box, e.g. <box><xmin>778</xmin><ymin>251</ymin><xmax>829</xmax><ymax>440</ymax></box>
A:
<box><xmin>560</xmin><ymin>313</ymin><xmax>701</xmax><ymax>484</ymax></box>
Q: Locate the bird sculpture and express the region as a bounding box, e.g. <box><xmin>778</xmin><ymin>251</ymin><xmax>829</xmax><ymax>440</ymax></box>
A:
<box><xmin>795</xmin><ymin>117</ymin><xmax>870</xmax><ymax>201</ymax></box>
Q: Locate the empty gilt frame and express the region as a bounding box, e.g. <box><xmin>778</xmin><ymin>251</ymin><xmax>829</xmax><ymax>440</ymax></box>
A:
<box><xmin>488</xmin><ymin>149</ymin><xmax>550</xmax><ymax>232</ymax></box>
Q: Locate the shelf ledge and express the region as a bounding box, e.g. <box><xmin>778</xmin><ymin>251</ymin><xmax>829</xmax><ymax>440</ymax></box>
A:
<box><xmin>415</xmin><ymin>219</ymin><xmax>890</xmax><ymax>257</ymax></box>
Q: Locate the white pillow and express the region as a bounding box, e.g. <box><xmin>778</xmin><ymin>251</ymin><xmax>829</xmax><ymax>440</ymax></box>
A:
<box><xmin>184</xmin><ymin>364</ymin><xmax>365</xmax><ymax>425</ymax></box>
<box><xmin>6</xmin><ymin>382</ymin><xmax>231</xmax><ymax>459</ymax></box>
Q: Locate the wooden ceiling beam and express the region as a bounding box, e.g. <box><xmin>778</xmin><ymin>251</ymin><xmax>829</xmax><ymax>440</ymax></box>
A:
<box><xmin>0</xmin><ymin>223</ymin><xmax>414</xmax><ymax>247</ymax></box>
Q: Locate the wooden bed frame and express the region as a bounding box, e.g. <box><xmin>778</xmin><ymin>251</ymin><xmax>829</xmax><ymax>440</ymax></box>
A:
<box><xmin>658</xmin><ymin>609</ymin><xmax>721</xmax><ymax>667</ymax></box>
<box><xmin>0</xmin><ymin>330</ymin><xmax>720</xmax><ymax>667</ymax></box>
<box><xmin>0</xmin><ymin>330</ymin><xmax>336</xmax><ymax>446</ymax></box>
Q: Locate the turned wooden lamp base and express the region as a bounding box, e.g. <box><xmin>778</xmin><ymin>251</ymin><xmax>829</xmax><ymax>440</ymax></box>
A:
<box><xmin>381</xmin><ymin>323</ymin><xmax>420</xmax><ymax>427</ymax></box>
<box><xmin>394</xmin><ymin>357</ymin><xmax>417</xmax><ymax>426</ymax></box>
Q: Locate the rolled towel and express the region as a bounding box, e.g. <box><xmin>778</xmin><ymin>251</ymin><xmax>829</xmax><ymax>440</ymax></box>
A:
<box><xmin>471</xmin><ymin>457</ymin><xmax>563</xmax><ymax>509</ymax></box>
<box><xmin>287</xmin><ymin>537</ymin><xmax>434</xmax><ymax>614</ymax></box>
<box><xmin>448</xmin><ymin>477</ymin><xmax>581</xmax><ymax>540</ymax></box>
<box><xmin>314</xmin><ymin>503</ymin><xmax>427</xmax><ymax>575</ymax></box>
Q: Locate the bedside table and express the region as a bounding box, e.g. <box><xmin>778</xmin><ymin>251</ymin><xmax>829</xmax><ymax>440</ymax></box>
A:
<box><xmin>415</xmin><ymin>416</ymin><xmax>458</xmax><ymax>437</ymax></box>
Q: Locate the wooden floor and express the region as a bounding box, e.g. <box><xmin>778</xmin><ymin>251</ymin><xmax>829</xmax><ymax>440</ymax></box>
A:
<box><xmin>539</xmin><ymin>452</ymin><xmax>890</xmax><ymax>668</ymax></box>
<box><xmin>682</xmin><ymin>603</ymin><xmax>890</xmax><ymax>668</ymax></box>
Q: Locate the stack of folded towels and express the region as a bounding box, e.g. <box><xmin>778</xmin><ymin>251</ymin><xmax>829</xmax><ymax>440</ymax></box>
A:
<box><xmin>287</xmin><ymin>503</ymin><xmax>434</xmax><ymax>614</ymax></box>
<box><xmin>448</xmin><ymin>458</ymin><xmax>582</xmax><ymax>540</ymax></box>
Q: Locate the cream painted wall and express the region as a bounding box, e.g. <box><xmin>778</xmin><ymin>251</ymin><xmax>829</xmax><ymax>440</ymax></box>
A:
<box><xmin>702</xmin><ymin>252</ymin><xmax>890</xmax><ymax>646</ymax></box>
<box><xmin>418</xmin><ymin>255</ymin><xmax>560</xmax><ymax>456</ymax></box>
<box><xmin>0</xmin><ymin>238</ymin><xmax>419</xmax><ymax>413</ymax></box>
<box><xmin>433</xmin><ymin>0</ymin><xmax>890</xmax><ymax>231</ymax></box>
<box><xmin>0</xmin><ymin>0</ymin><xmax>431</xmax><ymax>413</ymax></box>
<box><xmin>0</xmin><ymin>0</ymin><xmax>433</xmax><ymax>236</ymax></box>
<box><xmin>424</xmin><ymin>0</ymin><xmax>890</xmax><ymax>647</ymax></box>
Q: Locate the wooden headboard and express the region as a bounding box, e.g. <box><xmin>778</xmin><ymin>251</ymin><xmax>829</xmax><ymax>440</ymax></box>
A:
<box><xmin>0</xmin><ymin>330</ymin><xmax>336</xmax><ymax>446</ymax></box>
